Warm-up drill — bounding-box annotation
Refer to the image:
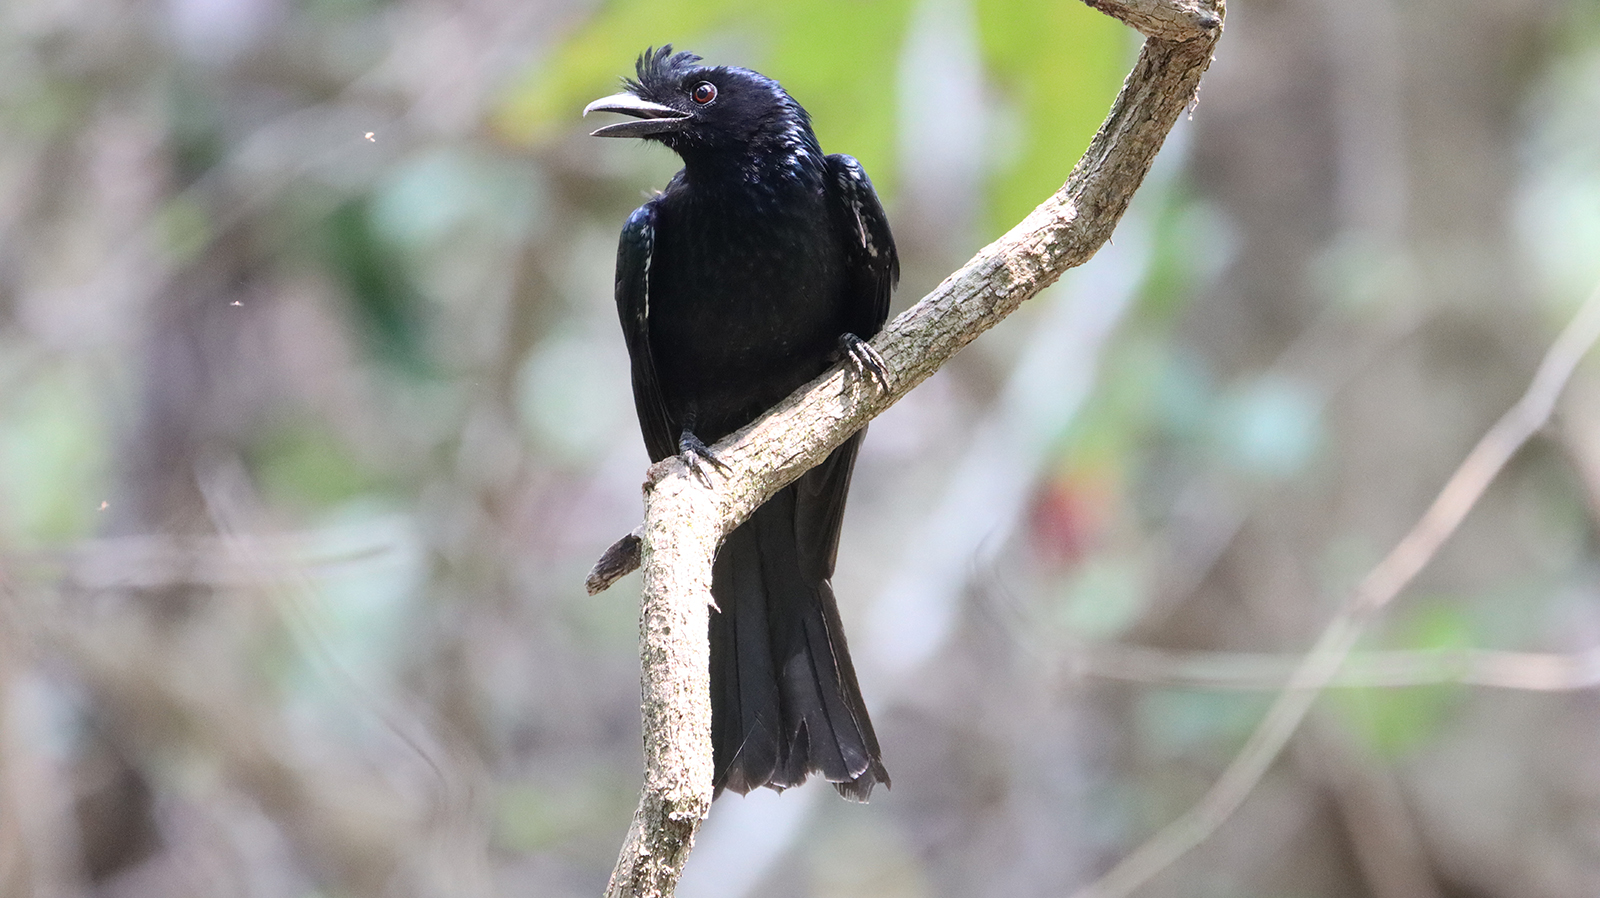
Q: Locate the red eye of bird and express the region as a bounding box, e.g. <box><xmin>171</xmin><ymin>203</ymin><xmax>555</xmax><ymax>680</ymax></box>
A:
<box><xmin>691</xmin><ymin>82</ymin><xmax>717</xmax><ymax>105</ymax></box>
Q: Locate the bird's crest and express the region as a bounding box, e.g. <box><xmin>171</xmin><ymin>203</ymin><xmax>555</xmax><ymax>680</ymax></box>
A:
<box><xmin>625</xmin><ymin>45</ymin><xmax>703</xmax><ymax>95</ymax></box>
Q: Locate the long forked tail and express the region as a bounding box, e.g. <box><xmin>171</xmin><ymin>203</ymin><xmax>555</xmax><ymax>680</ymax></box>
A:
<box><xmin>708</xmin><ymin>436</ymin><xmax>888</xmax><ymax>801</ymax></box>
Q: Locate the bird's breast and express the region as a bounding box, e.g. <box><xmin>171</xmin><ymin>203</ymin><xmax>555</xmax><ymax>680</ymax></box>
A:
<box><xmin>647</xmin><ymin>184</ymin><xmax>849</xmax><ymax>436</ymax></box>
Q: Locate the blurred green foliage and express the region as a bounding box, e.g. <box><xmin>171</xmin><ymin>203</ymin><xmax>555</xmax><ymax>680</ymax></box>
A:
<box><xmin>973</xmin><ymin>0</ymin><xmax>1129</xmax><ymax>230</ymax></box>
<box><xmin>1138</xmin><ymin>690</ymin><xmax>1272</xmax><ymax>761</ymax></box>
<box><xmin>322</xmin><ymin>198</ymin><xmax>433</xmax><ymax>372</ymax></box>
<box><xmin>0</xmin><ymin>367</ymin><xmax>111</xmax><ymax>546</ymax></box>
<box><xmin>1331</xmin><ymin>604</ymin><xmax>1475</xmax><ymax>759</ymax></box>
<box><xmin>1063</xmin><ymin>334</ymin><xmax>1171</xmax><ymax>467</ymax></box>
<box><xmin>1212</xmin><ymin>375</ymin><xmax>1323</xmax><ymax>482</ymax></box>
<box><xmin>1055</xmin><ymin>555</ymin><xmax>1146</xmax><ymax>637</ymax></box>
<box><xmin>495</xmin><ymin>0</ymin><xmax>914</xmax><ymax>181</ymax></box>
<box><xmin>495</xmin><ymin>0</ymin><xmax>1127</xmax><ymax>236</ymax></box>
<box><xmin>156</xmin><ymin>195</ymin><xmax>212</xmax><ymax>265</ymax></box>
<box><xmin>166</xmin><ymin>74</ymin><xmax>228</xmax><ymax>181</ymax></box>
<box><xmin>255</xmin><ymin>423</ymin><xmax>387</xmax><ymax>510</ymax></box>
<box><xmin>495</xmin><ymin>772</ymin><xmax>637</xmax><ymax>854</ymax></box>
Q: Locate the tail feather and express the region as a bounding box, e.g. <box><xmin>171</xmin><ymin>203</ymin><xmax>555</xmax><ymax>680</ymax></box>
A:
<box><xmin>709</xmin><ymin>436</ymin><xmax>888</xmax><ymax>801</ymax></box>
<box><xmin>709</xmin><ymin>523</ymin><xmax>781</xmax><ymax>795</ymax></box>
<box><xmin>805</xmin><ymin>578</ymin><xmax>885</xmax><ymax>792</ymax></box>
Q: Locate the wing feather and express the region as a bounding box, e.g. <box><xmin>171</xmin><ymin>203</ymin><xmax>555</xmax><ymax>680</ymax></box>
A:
<box><xmin>615</xmin><ymin>202</ymin><xmax>677</xmax><ymax>463</ymax></box>
<box><xmin>824</xmin><ymin>154</ymin><xmax>899</xmax><ymax>340</ymax></box>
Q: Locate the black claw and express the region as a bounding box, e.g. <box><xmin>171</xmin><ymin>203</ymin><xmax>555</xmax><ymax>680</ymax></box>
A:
<box><xmin>679</xmin><ymin>431</ymin><xmax>729</xmax><ymax>487</ymax></box>
<box><xmin>838</xmin><ymin>333</ymin><xmax>891</xmax><ymax>393</ymax></box>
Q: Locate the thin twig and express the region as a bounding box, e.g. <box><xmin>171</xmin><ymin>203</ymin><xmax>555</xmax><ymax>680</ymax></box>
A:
<box><xmin>586</xmin><ymin>528</ymin><xmax>643</xmax><ymax>595</ymax></box>
<box><xmin>1069</xmin><ymin>276</ymin><xmax>1600</xmax><ymax>898</ymax></box>
<box><xmin>1072</xmin><ymin>639</ymin><xmax>1600</xmax><ymax>692</ymax></box>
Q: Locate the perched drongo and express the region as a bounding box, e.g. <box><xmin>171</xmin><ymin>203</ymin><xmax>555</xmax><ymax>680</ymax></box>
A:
<box><xmin>586</xmin><ymin>47</ymin><xmax>897</xmax><ymax>800</ymax></box>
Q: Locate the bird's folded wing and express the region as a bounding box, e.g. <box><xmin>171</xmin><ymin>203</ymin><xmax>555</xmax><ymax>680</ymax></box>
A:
<box><xmin>614</xmin><ymin>201</ymin><xmax>678</xmax><ymax>463</ymax></box>
<box><xmin>825</xmin><ymin>154</ymin><xmax>899</xmax><ymax>341</ymax></box>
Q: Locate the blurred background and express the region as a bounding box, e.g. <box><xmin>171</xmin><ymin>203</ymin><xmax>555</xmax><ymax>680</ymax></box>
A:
<box><xmin>3</xmin><ymin>0</ymin><xmax>1600</xmax><ymax>895</ymax></box>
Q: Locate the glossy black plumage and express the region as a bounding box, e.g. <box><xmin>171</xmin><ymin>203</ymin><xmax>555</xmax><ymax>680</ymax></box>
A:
<box><xmin>589</xmin><ymin>47</ymin><xmax>897</xmax><ymax>800</ymax></box>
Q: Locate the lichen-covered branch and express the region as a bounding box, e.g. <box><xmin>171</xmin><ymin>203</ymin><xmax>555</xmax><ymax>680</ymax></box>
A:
<box><xmin>599</xmin><ymin>3</ymin><xmax>1224</xmax><ymax>895</ymax></box>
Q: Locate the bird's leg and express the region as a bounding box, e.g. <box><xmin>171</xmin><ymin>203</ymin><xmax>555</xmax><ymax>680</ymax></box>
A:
<box><xmin>679</xmin><ymin>427</ymin><xmax>730</xmax><ymax>488</ymax></box>
<box><xmin>837</xmin><ymin>333</ymin><xmax>891</xmax><ymax>393</ymax></box>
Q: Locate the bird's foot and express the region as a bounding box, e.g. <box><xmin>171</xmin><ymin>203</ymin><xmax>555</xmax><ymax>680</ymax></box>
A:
<box><xmin>838</xmin><ymin>333</ymin><xmax>891</xmax><ymax>393</ymax></box>
<box><xmin>679</xmin><ymin>431</ymin><xmax>730</xmax><ymax>488</ymax></box>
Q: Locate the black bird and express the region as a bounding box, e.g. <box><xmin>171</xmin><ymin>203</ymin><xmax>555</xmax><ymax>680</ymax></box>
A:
<box><xmin>585</xmin><ymin>47</ymin><xmax>896</xmax><ymax>800</ymax></box>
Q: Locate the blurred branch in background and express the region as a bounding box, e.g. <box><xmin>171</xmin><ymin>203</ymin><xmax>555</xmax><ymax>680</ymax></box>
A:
<box><xmin>1076</xmin><ymin>636</ymin><xmax>1600</xmax><ymax>692</ymax></box>
<box><xmin>1073</xmin><ymin>277</ymin><xmax>1600</xmax><ymax>898</ymax></box>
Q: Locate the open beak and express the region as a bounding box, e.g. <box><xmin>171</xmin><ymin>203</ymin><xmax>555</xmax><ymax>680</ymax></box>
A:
<box><xmin>583</xmin><ymin>92</ymin><xmax>691</xmax><ymax>138</ymax></box>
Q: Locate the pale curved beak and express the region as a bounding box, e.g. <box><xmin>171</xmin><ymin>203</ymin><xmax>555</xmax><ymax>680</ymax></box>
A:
<box><xmin>583</xmin><ymin>92</ymin><xmax>692</xmax><ymax>138</ymax></box>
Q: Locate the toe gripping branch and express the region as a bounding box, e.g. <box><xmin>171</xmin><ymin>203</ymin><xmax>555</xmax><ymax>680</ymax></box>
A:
<box><xmin>589</xmin><ymin>335</ymin><xmax>890</xmax><ymax>593</ymax></box>
<box><xmin>838</xmin><ymin>333</ymin><xmax>891</xmax><ymax>393</ymax></box>
<box><xmin>584</xmin><ymin>430</ymin><xmax>726</xmax><ymax>593</ymax></box>
<box><xmin>679</xmin><ymin>430</ymin><xmax>731</xmax><ymax>489</ymax></box>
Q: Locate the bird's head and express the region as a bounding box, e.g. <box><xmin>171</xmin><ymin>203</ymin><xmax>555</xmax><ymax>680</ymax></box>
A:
<box><xmin>584</xmin><ymin>47</ymin><xmax>815</xmax><ymax>165</ymax></box>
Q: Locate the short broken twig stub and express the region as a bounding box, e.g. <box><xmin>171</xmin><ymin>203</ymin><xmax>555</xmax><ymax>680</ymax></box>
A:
<box><xmin>587</xmin><ymin>530</ymin><xmax>642</xmax><ymax>595</ymax></box>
